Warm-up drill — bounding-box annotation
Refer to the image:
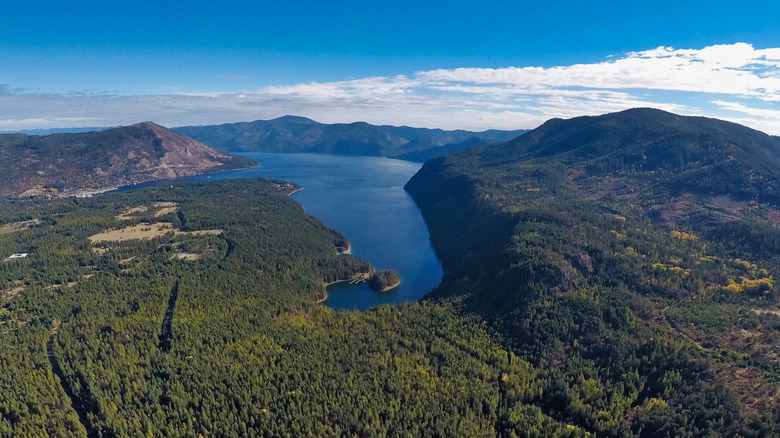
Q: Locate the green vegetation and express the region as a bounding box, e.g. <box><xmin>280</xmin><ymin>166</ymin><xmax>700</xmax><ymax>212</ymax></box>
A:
<box><xmin>0</xmin><ymin>178</ymin><xmax>594</xmax><ymax>437</ymax></box>
<box><xmin>406</xmin><ymin>108</ymin><xmax>780</xmax><ymax>436</ymax></box>
<box><xmin>5</xmin><ymin>107</ymin><xmax>780</xmax><ymax>437</ymax></box>
<box><xmin>369</xmin><ymin>269</ymin><xmax>401</xmax><ymax>291</ymax></box>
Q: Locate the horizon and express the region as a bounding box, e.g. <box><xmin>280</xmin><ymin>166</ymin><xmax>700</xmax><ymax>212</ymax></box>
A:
<box><xmin>2</xmin><ymin>2</ymin><xmax>779</xmax><ymax>133</ymax></box>
<box><xmin>7</xmin><ymin>107</ymin><xmax>780</xmax><ymax>138</ymax></box>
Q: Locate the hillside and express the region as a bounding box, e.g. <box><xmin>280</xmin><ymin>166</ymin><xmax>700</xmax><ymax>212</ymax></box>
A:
<box><xmin>173</xmin><ymin>116</ymin><xmax>526</xmax><ymax>157</ymax></box>
<box><xmin>406</xmin><ymin>108</ymin><xmax>780</xmax><ymax>435</ymax></box>
<box><xmin>1</xmin><ymin>178</ymin><xmax>601</xmax><ymax>437</ymax></box>
<box><xmin>0</xmin><ymin>122</ymin><xmax>255</xmax><ymax>197</ymax></box>
<box><xmin>486</xmin><ymin>108</ymin><xmax>780</xmax><ymax>208</ymax></box>
<box><xmin>389</xmin><ymin>136</ymin><xmax>492</xmax><ymax>162</ymax></box>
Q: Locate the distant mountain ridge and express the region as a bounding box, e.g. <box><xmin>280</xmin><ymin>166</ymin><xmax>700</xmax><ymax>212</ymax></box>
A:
<box><xmin>0</xmin><ymin>127</ymin><xmax>111</xmax><ymax>135</ymax></box>
<box><xmin>0</xmin><ymin>122</ymin><xmax>255</xmax><ymax>197</ymax></box>
<box><xmin>389</xmin><ymin>136</ymin><xmax>493</xmax><ymax>162</ymax></box>
<box><xmin>173</xmin><ymin>116</ymin><xmax>527</xmax><ymax>158</ymax></box>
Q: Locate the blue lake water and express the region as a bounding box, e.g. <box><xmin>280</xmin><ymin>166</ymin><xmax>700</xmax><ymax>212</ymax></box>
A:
<box><xmin>114</xmin><ymin>152</ymin><xmax>442</xmax><ymax>311</ymax></box>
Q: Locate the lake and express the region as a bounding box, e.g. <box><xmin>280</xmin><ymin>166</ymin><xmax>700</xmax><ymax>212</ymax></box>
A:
<box><xmin>114</xmin><ymin>152</ymin><xmax>443</xmax><ymax>311</ymax></box>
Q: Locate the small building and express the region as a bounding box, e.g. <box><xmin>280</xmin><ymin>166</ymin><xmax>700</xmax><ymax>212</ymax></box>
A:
<box><xmin>6</xmin><ymin>253</ymin><xmax>28</xmax><ymax>259</ymax></box>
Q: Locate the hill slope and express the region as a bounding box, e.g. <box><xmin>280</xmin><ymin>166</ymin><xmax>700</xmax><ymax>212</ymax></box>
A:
<box><xmin>389</xmin><ymin>136</ymin><xmax>493</xmax><ymax>162</ymax></box>
<box><xmin>173</xmin><ymin>116</ymin><xmax>526</xmax><ymax>157</ymax></box>
<box><xmin>0</xmin><ymin>122</ymin><xmax>255</xmax><ymax>196</ymax></box>
<box><xmin>0</xmin><ymin>179</ymin><xmax>595</xmax><ymax>437</ymax></box>
<box><xmin>407</xmin><ymin>108</ymin><xmax>780</xmax><ymax>435</ymax></box>
<box><xmin>490</xmin><ymin>108</ymin><xmax>780</xmax><ymax>203</ymax></box>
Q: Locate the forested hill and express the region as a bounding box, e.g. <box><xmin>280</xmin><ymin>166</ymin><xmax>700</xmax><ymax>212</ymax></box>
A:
<box><xmin>487</xmin><ymin>107</ymin><xmax>780</xmax><ymax>203</ymax></box>
<box><xmin>2</xmin><ymin>177</ymin><xmax>666</xmax><ymax>437</ymax></box>
<box><xmin>389</xmin><ymin>136</ymin><xmax>493</xmax><ymax>162</ymax></box>
<box><xmin>406</xmin><ymin>108</ymin><xmax>780</xmax><ymax>435</ymax></box>
<box><xmin>173</xmin><ymin>115</ymin><xmax>526</xmax><ymax>157</ymax></box>
<box><xmin>0</xmin><ymin>122</ymin><xmax>255</xmax><ymax>197</ymax></box>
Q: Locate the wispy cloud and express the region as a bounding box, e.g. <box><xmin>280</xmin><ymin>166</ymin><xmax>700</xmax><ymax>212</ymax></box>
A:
<box><xmin>2</xmin><ymin>43</ymin><xmax>780</xmax><ymax>133</ymax></box>
<box><xmin>418</xmin><ymin>44</ymin><xmax>780</xmax><ymax>100</ymax></box>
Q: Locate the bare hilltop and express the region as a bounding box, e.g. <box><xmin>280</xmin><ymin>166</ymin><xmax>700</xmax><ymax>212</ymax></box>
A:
<box><xmin>0</xmin><ymin>122</ymin><xmax>255</xmax><ymax>197</ymax></box>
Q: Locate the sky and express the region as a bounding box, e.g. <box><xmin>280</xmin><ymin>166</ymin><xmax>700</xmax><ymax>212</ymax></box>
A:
<box><xmin>2</xmin><ymin>1</ymin><xmax>780</xmax><ymax>133</ymax></box>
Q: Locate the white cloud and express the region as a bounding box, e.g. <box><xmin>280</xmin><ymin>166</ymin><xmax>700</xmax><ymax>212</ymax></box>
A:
<box><xmin>2</xmin><ymin>43</ymin><xmax>780</xmax><ymax>133</ymax></box>
<box><xmin>417</xmin><ymin>43</ymin><xmax>780</xmax><ymax>100</ymax></box>
<box><xmin>711</xmin><ymin>100</ymin><xmax>780</xmax><ymax>134</ymax></box>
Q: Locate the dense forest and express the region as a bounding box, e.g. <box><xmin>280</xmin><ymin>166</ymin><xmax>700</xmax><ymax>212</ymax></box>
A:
<box><xmin>368</xmin><ymin>270</ymin><xmax>401</xmax><ymax>292</ymax></box>
<box><xmin>4</xmin><ymin>108</ymin><xmax>780</xmax><ymax>437</ymax></box>
<box><xmin>2</xmin><ymin>178</ymin><xmax>598</xmax><ymax>437</ymax></box>
<box><xmin>406</xmin><ymin>108</ymin><xmax>780</xmax><ymax>436</ymax></box>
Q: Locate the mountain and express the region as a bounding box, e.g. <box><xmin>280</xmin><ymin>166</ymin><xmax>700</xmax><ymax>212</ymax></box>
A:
<box><xmin>173</xmin><ymin>116</ymin><xmax>526</xmax><ymax>157</ymax></box>
<box><xmin>406</xmin><ymin>108</ymin><xmax>780</xmax><ymax>434</ymax></box>
<box><xmin>0</xmin><ymin>127</ymin><xmax>111</xmax><ymax>135</ymax></box>
<box><xmin>389</xmin><ymin>136</ymin><xmax>492</xmax><ymax>161</ymax></box>
<box><xmin>474</xmin><ymin>107</ymin><xmax>780</xmax><ymax>229</ymax></box>
<box><xmin>0</xmin><ymin>122</ymin><xmax>255</xmax><ymax>197</ymax></box>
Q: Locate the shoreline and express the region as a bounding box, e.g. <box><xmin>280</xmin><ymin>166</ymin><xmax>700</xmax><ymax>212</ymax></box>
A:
<box><xmin>67</xmin><ymin>162</ymin><xmax>262</xmax><ymax>198</ymax></box>
<box><xmin>373</xmin><ymin>279</ymin><xmax>401</xmax><ymax>293</ymax></box>
<box><xmin>319</xmin><ymin>271</ymin><xmax>373</xmax><ymax>303</ymax></box>
<box><xmin>316</xmin><ymin>291</ymin><xmax>328</xmax><ymax>303</ymax></box>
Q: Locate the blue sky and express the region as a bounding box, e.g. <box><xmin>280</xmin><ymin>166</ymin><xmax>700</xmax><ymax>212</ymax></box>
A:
<box><xmin>2</xmin><ymin>1</ymin><xmax>780</xmax><ymax>132</ymax></box>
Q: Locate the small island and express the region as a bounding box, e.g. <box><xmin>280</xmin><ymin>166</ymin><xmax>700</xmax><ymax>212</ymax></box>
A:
<box><xmin>368</xmin><ymin>269</ymin><xmax>401</xmax><ymax>292</ymax></box>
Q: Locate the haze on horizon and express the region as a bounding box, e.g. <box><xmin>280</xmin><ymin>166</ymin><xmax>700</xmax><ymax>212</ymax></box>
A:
<box><xmin>2</xmin><ymin>1</ymin><xmax>779</xmax><ymax>133</ymax></box>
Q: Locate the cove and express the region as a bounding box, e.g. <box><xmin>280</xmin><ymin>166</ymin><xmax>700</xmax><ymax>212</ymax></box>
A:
<box><xmin>113</xmin><ymin>152</ymin><xmax>443</xmax><ymax>311</ymax></box>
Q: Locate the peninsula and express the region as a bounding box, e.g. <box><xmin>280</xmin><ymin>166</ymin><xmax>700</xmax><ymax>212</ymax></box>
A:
<box><xmin>368</xmin><ymin>269</ymin><xmax>401</xmax><ymax>291</ymax></box>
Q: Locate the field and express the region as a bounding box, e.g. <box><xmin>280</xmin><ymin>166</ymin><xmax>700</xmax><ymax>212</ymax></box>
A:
<box><xmin>0</xmin><ymin>219</ymin><xmax>42</xmax><ymax>234</ymax></box>
<box><xmin>115</xmin><ymin>202</ymin><xmax>180</xmax><ymax>220</ymax></box>
<box><xmin>88</xmin><ymin>222</ymin><xmax>222</xmax><ymax>243</ymax></box>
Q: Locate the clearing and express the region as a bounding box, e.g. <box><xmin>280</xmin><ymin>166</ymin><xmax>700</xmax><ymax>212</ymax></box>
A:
<box><xmin>753</xmin><ymin>308</ymin><xmax>780</xmax><ymax>317</ymax></box>
<box><xmin>153</xmin><ymin>201</ymin><xmax>179</xmax><ymax>217</ymax></box>
<box><xmin>0</xmin><ymin>219</ymin><xmax>42</xmax><ymax>235</ymax></box>
<box><xmin>88</xmin><ymin>222</ymin><xmax>222</xmax><ymax>243</ymax></box>
<box><xmin>115</xmin><ymin>202</ymin><xmax>180</xmax><ymax>220</ymax></box>
<box><xmin>115</xmin><ymin>206</ymin><xmax>148</xmax><ymax>220</ymax></box>
<box><xmin>1</xmin><ymin>286</ymin><xmax>24</xmax><ymax>300</ymax></box>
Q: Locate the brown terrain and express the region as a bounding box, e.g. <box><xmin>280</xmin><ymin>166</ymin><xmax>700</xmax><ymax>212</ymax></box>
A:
<box><xmin>0</xmin><ymin>122</ymin><xmax>256</xmax><ymax>197</ymax></box>
<box><xmin>88</xmin><ymin>222</ymin><xmax>222</xmax><ymax>244</ymax></box>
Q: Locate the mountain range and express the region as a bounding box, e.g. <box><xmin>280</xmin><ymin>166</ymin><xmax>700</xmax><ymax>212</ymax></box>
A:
<box><xmin>173</xmin><ymin>115</ymin><xmax>527</xmax><ymax>158</ymax></box>
<box><xmin>0</xmin><ymin>122</ymin><xmax>255</xmax><ymax>197</ymax></box>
